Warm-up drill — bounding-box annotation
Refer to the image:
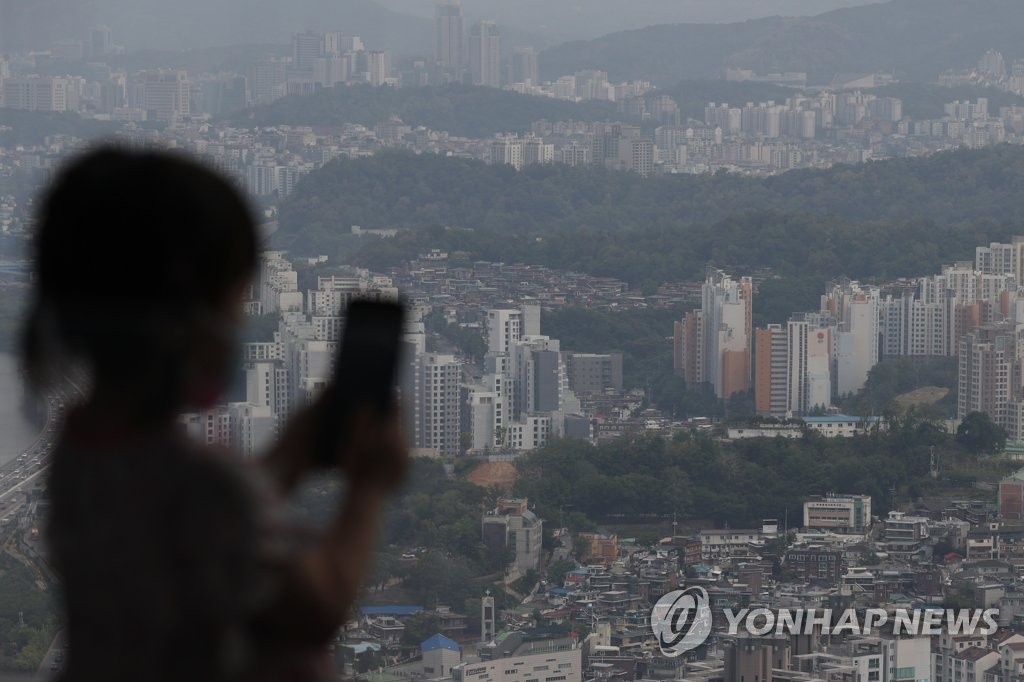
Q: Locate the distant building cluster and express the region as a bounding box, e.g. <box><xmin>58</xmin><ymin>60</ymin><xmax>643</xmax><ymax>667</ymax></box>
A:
<box><xmin>670</xmin><ymin>236</ymin><xmax>1024</xmax><ymax>435</ymax></box>
<box><xmin>939</xmin><ymin>49</ymin><xmax>1024</xmax><ymax>96</ymax></box>
<box><xmin>177</xmin><ymin>252</ymin><xmax>400</xmax><ymax>455</ymax></box>
<box><xmin>177</xmin><ymin>251</ymin><xmax>638</xmax><ymax>458</ymax></box>
<box><xmin>0</xmin><ymin>26</ymin><xmax>393</xmax><ymax>122</ymax></box>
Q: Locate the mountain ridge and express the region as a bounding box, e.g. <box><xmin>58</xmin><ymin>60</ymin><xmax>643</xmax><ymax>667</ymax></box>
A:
<box><xmin>538</xmin><ymin>0</ymin><xmax>1024</xmax><ymax>85</ymax></box>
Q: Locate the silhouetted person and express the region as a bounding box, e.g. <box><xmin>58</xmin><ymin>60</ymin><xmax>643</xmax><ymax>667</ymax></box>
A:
<box><xmin>20</xmin><ymin>147</ymin><xmax>409</xmax><ymax>681</ymax></box>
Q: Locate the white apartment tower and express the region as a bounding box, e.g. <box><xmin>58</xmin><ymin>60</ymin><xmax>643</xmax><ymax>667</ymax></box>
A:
<box><xmin>787</xmin><ymin>314</ymin><xmax>833</xmax><ymax>415</ymax></box>
<box><xmin>822</xmin><ymin>281</ymin><xmax>880</xmax><ymax>397</ymax></box>
<box><xmin>690</xmin><ymin>269</ymin><xmax>752</xmax><ymax>399</ymax></box>
<box><xmin>486</xmin><ymin>305</ymin><xmax>539</xmax><ymax>355</ymax></box>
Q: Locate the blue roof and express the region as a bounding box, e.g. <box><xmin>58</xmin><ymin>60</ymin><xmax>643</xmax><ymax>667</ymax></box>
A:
<box><xmin>361</xmin><ymin>605</ymin><xmax>424</xmax><ymax>616</ymax></box>
<box><xmin>421</xmin><ymin>634</ymin><xmax>460</xmax><ymax>653</ymax></box>
<box><xmin>549</xmin><ymin>588</ymin><xmax>572</xmax><ymax>596</ymax></box>
<box><xmin>568</xmin><ymin>568</ymin><xmax>589</xmax><ymax>575</ymax></box>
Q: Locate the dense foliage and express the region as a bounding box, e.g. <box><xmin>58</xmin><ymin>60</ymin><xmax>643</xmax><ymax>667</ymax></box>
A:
<box><xmin>231</xmin><ymin>83</ymin><xmax>636</xmax><ymax>138</ymax></box>
<box><xmin>384</xmin><ymin>459</ymin><xmax>497</xmax><ymax>568</ymax></box>
<box><xmin>541</xmin><ymin>306</ymin><xmax>686</xmax><ymax>390</ymax></box>
<box><xmin>839</xmin><ymin>357</ymin><xmax>959</xmax><ymax>417</ymax></box>
<box><xmin>278</xmin><ymin>146</ymin><xmax>1024</xmax><ymax>295</ymax></box>
<box><xmin>539</xmin><ymin>0</ymin><xmax>1024</xmax><ymax>85</ymax></box>
<box><xmin>514</xmin><ymin>420</ymin><xmax>995</xmax><ymax>530</ymax></box>
<box><xmin>957</xmin><ymin>411</ymin><xmax>1008</xmax><ymax>454</ymax></box>
<box><xmin>0</xmin><ymin>554</ymin><xmax>57</xmax><ymax>672</ymax></box>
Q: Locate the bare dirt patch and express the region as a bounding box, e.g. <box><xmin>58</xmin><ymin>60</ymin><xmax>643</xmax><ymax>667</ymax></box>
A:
<box><xmin>467</xmin><ymin>461</ymin><xmax>518</xmax><ymax>489</ymax></box>
<box><xmin>894</xmin><ymin>386</ymin><xmax>949</xmax><ymax>409</ymax></box>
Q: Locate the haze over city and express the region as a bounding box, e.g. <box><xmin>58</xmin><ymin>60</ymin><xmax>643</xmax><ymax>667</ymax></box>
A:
<box><xmin>6</xmin><ymin>0</ymin><xmax>1024</xmax><ymax>680</ymax></box>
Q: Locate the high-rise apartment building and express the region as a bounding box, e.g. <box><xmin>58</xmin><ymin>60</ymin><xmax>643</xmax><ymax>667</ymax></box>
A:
<box><xmin>89</xmin><ymin>25</ymin><xmax>113</xmax><ymax>58</ymax></box>
<box><xmin>463</xmin><ymin>379</ymin><xmax>505</xmax><ymax>451</ymax></box>
<box><xmin>976</xmin><ymin>237</ymin><xmax>1024</xmax><ymax>283</ymax></box>
<box><xmin>754</xmin><ymin>324</ymin><xmax>788</xmax><ymax>417</ymax></box>
<box><xmin>510</xmin><ymin>336</ymin><xmax>566</xmax><ymax>421</ymax></box>
<box><xmin>435</xmin><ymin>1</ymin><xmax>465</xmax><ymax>71</ymax></box>
<box><xmin>822</xmin><ymin>281</ymin><xmax>879</xmax><ymax>397</ymax></box>
<box><xmin>486</xmin><ymin>306</ymin><xmax>539</xmax><ymax>355</ymax></box>
<box><xmin>786</xmin><ymin>314</ymin><xmax>833</xmax><ymax>415</ymax></box>
<box><xmin>366</xmin><ymin>50</ymin><xmax>390</xmax><ymax>86</ymax></box>
<box><xmin>564</xmin><ymin>353</ymin><xmax>622</xmax><ymax>395</ymax></box>
<box><xmin>414</xmin><ymin>353</ymin><xmax>462</xmax><ymax>457</ymax></box>
<box><xmin>678</xmin><ymin>269</ymin><xmax>752</xmax><ymax>399</ymax></box>
<box><xmin>879</xmin><ymin>277</ymin><xmax>959</xmax><ymax>358</ymax></box>
<box><xmin>142</xmin><ymin>70</ymin><xmax>190</xmax><ymax>122</ymax></box>
<box><xmin>617</xmin><ymin>137</ymin><xmax>654</xmax><ymax>177</ymax></box>
<box><xmin>508</xmin><ymin>47</ymin><xmax>538</xmax><ymax>85</ymax></box>
<box><xmin>292</xmin><ymin>31</ymin><xmax>324</xmax><ymax>71</ymax></box>
<box><xmin>958</xmin><ymin>324</ymin><xmax>1018</xmax><ymax>429</ymax></box>
<box><xmin>469</xmin><ymin>20</ymin><xmax>501</xmax><ymax>88</ymax></box>
<box><xmin>252</xmin><ymin>59</ymin><xmax>287</xmax><ymax>105</ymax></box>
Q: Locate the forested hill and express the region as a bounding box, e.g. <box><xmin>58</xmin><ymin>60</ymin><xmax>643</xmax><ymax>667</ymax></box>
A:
<box><xmin>539</xmin><ymin>0</ymin><xmax>1024</xmax><ymax>85</ymax></box>
<box><xmin>278</xmin><ymin>145</ymin><xmax>1024</xmax><ymax>290</ymax></box>
<box><xmin>227</xmin><ymin>84</ymin><xmax>635</xmax><ymax>138</ymax></box>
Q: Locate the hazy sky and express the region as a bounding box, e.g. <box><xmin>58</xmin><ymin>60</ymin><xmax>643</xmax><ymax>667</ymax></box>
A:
<box><xmin>0</xmin><ymin>0</ymin><xmax>885</xmax><ymax>54</ymax></box>
<box><xmin>377</xmin><ymin>0</ymin><xmax>885</xmax><ymax>43</ymax></box>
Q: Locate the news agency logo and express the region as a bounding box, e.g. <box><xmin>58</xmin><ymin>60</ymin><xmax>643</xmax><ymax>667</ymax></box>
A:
<box><xmin>650</xmin><ymin>587</ymin><xmax>713</xmax><ymax>657</ymax></box>
<box><xmin>650</xmin><ymin>598</ymin><xmax>1002</xmax><ymax>657</ymax></box>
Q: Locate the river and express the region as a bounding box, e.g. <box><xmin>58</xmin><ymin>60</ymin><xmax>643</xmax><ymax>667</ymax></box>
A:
<box><xmin>0</xmin><ymin>353</ymin><xmax>42</xmax><ymax>466</ymax></box>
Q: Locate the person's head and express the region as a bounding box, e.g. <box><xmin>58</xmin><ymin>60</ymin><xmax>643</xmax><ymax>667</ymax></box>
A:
<box><xmin>21</xmin><ymin>146</ymin><xmax>260</xmax><ymax>422</ymax></box>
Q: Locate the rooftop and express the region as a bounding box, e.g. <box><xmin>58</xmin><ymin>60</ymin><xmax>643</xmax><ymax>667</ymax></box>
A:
<box><xmin>421</xmin><ymin>634</ymin><xmax>460</xmax><ymax>654</ymax></box>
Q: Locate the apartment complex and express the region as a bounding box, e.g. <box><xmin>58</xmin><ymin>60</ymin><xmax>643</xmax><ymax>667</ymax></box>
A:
<box><xmin>676</xmin><ymin>268</ymin><xmax>753</xmax><ymax>400</ymax></box>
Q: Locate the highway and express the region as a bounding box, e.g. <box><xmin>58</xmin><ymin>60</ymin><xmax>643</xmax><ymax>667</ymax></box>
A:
<box><xmin>0</xmin><ymin>386</ymin><xmax>68</xmax><ymax>681</ymax></box>
<box><xmin>0</xmin><ymin>391</ymin><xmax>63</xmax><ymax>508</ymax></box>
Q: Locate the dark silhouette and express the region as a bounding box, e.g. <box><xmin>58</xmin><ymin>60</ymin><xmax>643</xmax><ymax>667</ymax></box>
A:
<box><xmin>20</xmin><ymin>147</ymin><xmax>408</xmax><ymax>681</ymax></box>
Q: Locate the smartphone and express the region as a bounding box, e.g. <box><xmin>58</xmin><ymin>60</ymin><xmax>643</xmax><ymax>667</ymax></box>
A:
<box><xmin>315</xmin><ymin>299</ymin><xmax>405</xmax><ymax>468</ymax></box>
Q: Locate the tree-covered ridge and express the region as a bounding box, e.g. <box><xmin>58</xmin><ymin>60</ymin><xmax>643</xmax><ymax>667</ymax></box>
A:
<box><xmin>229</xmin><ymin>84</ymin><xmax>636</xmax><ymax>138</ymax></box>
<box><xmin>539</xmin><ymin>0</ymin><xmax>1024</xmax><ymax>85</ymax></box>
<box><xmin>277</xmin><ymin>146</ymin><xmax>1024</xmax><ymax>292</ymax></box>
<box><xmin>513</xmin><ymin>420</ymin><xmax>1011</xmax><ymax>531</ymax></box>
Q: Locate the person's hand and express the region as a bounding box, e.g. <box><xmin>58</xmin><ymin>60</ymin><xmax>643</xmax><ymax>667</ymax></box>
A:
<box><xmin>340</xmin><ymin>405</ymin><xmax>409</xmax><ymax>493</ymax></box>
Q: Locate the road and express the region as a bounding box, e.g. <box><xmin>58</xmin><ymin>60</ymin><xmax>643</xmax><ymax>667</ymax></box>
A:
<box><xmin>0</xmin><ymin>386</ymin><xmax>74</xmax><ymax>681</ymax></box>
<box><xmin>34</xmin><ymin>631</ymin><xmax>63</xmax><ymax>680</ymax></box>
<box><xmin>0</xmin><ymin>391</ymin><xmax>63</xmax><ymax>510</ymax></box>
